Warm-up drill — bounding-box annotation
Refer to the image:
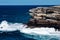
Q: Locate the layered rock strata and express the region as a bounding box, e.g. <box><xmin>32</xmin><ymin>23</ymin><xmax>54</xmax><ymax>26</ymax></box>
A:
<box><xmin>27</xmin><ymin>6</ymin><xmax>60</xmax><ymax>30</ymax></box>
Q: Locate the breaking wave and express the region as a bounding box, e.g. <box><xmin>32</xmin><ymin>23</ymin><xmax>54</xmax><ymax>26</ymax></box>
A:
<box><xmin>0</xmin><ymin>20</ymin><xmax>60</xmax><ymax>40</ymax></box>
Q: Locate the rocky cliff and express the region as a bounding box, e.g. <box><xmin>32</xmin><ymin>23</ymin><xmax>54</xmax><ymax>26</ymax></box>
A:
<box><xmin>27</xmin><ymin>6</ymin><xmax>60</xmax><ymax>30</ymax></box>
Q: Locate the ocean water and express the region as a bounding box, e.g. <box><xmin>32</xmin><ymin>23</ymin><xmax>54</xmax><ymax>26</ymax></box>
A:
<box><xmin>0</xmin><ymin>5</ymin><xmax>60</xmax><ymax>40</ymax></box>
<box><xmin>0</xmin><ymin>5</ymin><xmax>54</xmax><ymax>23</ymax></box>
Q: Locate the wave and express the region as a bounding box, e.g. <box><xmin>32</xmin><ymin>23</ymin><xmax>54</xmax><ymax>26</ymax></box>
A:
<box><xmin>0</xmin><ymin>20</ymin><xmax>27</xmax><ymax>32</ymax></box>
<box><xmin>0</xmin><ymin>20</ymin><xmax>60</xmax><ymax>40</ymax></box>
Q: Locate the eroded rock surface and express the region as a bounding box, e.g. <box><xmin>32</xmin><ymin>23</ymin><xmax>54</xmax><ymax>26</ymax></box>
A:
<box><xmin>27</xmin><ymin>6</ymin><xmax>60</xmax><ymax>30</ymax></box>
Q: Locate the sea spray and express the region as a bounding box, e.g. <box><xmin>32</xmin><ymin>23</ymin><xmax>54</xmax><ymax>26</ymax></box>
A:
<box><xmin>0</xmin><ymin>20</ymin><xmax>60</xmax><ymax>40</ymax></box>
<box><xmin>20</xmin><ymin>27</ymin><xmax>60</xmax><ymax>40</ymax></box>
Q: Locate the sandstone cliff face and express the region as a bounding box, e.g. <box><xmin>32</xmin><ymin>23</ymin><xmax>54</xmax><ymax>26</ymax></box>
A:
<box><xmin>27</xmin><ymin>6</ymin><xmax>60</xmax><ymax>30</ymax></box>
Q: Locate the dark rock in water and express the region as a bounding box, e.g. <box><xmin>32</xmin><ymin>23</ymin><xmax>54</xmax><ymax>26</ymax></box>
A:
<box><xmin>27</xmin><ymin>19</ymin><xmax>60</xmax><ymax>30</ymax></box>
<box><xmin>27</xmin><ymin>6</ymin><xmax>60</xmax><ymax>30</ymax></box>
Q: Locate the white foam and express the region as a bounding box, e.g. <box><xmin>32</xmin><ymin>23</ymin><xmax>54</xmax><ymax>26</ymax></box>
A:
<box><xmin>0</xmin><ymin>20</ymin><xmax>60</xmax><ymax>35</ymax></box>
<box><xmin>0</xmin><ymin>20</ymin><xmax>27</xmax><ymax>32</ymax></box>
<box><xmin>20</xmin><ymin>27</ymin><xmax>60</xmax><ymax>35</ymax></box>
<box><xmin>20</xmin><ymin>27</ymin><xmax>60</xmax><ymax>40</ymax></box>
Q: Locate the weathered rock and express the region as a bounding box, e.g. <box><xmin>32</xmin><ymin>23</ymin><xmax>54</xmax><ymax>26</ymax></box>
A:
<box><xmin>27</xmin><ymin>6</ymin><xmax>60</xmax><ymax>30</ymax></box>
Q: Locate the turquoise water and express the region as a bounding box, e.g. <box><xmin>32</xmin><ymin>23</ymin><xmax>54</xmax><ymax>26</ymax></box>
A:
<box><xmin>22</xmin><ymin>33</ymin><xmax>60</xmax><ymax>40</ymax></box>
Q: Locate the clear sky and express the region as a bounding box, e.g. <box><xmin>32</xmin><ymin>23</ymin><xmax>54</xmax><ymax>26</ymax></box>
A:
<box><xmin>0</xmin><ymin>0</ymin><xmax>60</xmax><ymax>5</ymax></box>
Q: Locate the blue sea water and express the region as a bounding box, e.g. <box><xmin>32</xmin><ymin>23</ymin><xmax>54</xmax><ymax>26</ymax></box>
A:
<box><xmin>0</xmin><ymin>5</ymin><xmax>59</xmax><ymax>40</ymax></box>
<box><xmin>0</xmin><ymin>5</ymin><xmax>54</xmax><ymax>23</ymax></box>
